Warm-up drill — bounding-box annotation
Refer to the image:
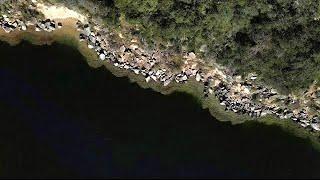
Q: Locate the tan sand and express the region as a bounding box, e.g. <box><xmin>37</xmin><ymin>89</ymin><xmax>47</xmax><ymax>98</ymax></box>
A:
<box><xmin>36</xmin><ymin>2</ymin><xmax>88</xmax><ymax>23</ymax></box>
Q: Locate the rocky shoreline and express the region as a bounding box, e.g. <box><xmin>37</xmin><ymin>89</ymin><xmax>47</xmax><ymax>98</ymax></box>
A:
<box><xmin>74</xmin><ymin>20</ymin><xmax>320</xmax><ymax>132</ymax></box>
<box><xmin>1</xmin><ymin>1</ymin><xmax>320</xmax><ymax>137</ymax></box>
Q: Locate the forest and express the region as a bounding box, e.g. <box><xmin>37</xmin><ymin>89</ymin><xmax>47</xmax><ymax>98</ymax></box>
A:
<box><xmin>44</xmin><ymin>0</ymin><xmax>320</xmax><ymax>93</ymax></box>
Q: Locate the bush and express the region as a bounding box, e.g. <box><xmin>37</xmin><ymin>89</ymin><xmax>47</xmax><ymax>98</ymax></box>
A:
<box><xmin>44</xmin><ymin>0</ymin><xmax>320</xmax><ymax>93</ymax></box>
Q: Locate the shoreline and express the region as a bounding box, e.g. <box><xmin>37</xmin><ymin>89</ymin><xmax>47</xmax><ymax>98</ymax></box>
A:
<box><xmin>1</xmin><ymin>21</ymin><xmax>320</xmax><ymax>152</ymax></box>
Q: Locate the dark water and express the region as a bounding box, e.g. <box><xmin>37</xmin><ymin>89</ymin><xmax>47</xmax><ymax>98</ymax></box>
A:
<box><xmin>0</xmin><ymin>41</ymin><xmax>320</xmax><ymax>178</ymax></box>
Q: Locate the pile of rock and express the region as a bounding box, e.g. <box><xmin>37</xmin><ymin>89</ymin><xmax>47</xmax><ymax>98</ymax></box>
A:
<box><xmin>77</xmin><ymin>21</ymin><xmax>180</xmax><ymax>87</ymax></box>
<box><xmin>213</xmin><ymin>82</ymin><xmax>263</xmax><ymax>118</ymax></box>
<box><xmin>2</xmin><ymin>0</ymin><xmax>319</xmax><ymax>132</ymax></box>
<box><xmin>35</xmin><ymin>19</ymin><xmax>59</xmax><ymax>32</ymax></box>
<box><xmin>75</xmin><ymin>20</ymin><xmax>320</xmax><ymax>132</ymax></box>
<box><xmin>0</xmin><ymin>15</ymin><xmax>62</xmax><ymax>34</ymax></box>
<box><xmin>0</xmin><ymin>15</ymin><xmax>27</xmax><ymax>33</ymax></box>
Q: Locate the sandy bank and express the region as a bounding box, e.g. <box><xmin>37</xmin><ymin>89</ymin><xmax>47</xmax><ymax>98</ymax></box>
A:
<box><xmin>36</xmin><ymin>2</ymin><xmax>88</xmax><ymax>23</ymax></box>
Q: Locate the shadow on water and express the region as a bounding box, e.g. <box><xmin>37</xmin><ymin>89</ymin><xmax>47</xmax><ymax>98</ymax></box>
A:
<box><xmin>0</xmin><ymin>41</ymin><xmax>320</xmax><ymax>178</ymax></box>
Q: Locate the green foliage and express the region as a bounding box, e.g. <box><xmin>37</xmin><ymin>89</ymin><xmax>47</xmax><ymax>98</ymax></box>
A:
<box><xmin>46</xmin><ymin>0</ymin><xmax>320</xmax><ymax>93</ymax></box>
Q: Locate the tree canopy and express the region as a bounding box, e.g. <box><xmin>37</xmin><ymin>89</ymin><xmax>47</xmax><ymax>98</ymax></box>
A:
<box><xmin>45</xmin><ymin>0</ymin><xmax>320</xmax><ymax>93</ymax></box>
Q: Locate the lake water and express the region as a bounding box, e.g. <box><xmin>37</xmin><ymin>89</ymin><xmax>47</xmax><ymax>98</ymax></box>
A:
<box><xmin>0</xmin><ymin>41</ymin><xmax>320</xmax><ymax>178</ymax></box>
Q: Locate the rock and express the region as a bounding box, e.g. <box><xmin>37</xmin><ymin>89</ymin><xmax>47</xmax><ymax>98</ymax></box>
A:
<box><xmin>145</xmin><ymin>76</ymin><xmax>151</xmax><ymax>82</ymax></box>
<box><xmin>199</xmin><ymin>44</ymin><xmax>208</xmax><ymax>52</ymax></box>
<box><xmin>182</xmin><ymin>75</ymin><xmax>188</xmax><ymax>81</ymax></box>
<box><xmin>58</xmin><ymin>22</ymin><xmax>62</xmax><ymax>28</ymax></box>
<box><xmin>250</xmin><ymin>75</ymin><xmax>257</xmax><ymax>80</ymax></box>
<box><xmin>164</xmin><ymin>79</ymin><xmax>171</xmax><ymax>86</ymax></box>
<box><xmin>208</xmin><ymin>88</ymin><xmax>213</xmax><ymax>94</ymax></box>
<box><xmin>99</xmin><ymin>53</ymin><xmax>106</xmax><ymax>61</ymax></box>
<box><xmin>83</xmin><ymin>27</ymin><xmax>91</xmax><ymax>36</ymax></box>
<box><xmin>119</xmin><ymin>45</ymin><xmax>126</xmax><ymax>53</ymax></box>
<box><xmin>188</xmin><ymin>52</ymin><xmax>196</xmax><ymax>59</ymax></box>
<box><xmin>130</xmin><ymin>44</ymin><xmax>138</xmax><ymax>50</ymax></box>
<box><xmin>21</xmin><ymin>25</ymin><xmax>27</xmax><ymax>31</ymax></box>
<box><xmin>311</xmin><ymin>123</ymin><xmax>320</xmax><ymax>131</ymax></box>
<box><xmin>151</xmin><ymin>75</ymin><xmax>157</xmax><ymax>81</ymax></box>
<box><xmin>196</xmin><ymin>73</ymin><xmax>201</xmax><ymax>81</ymax></box>
<box><xmin>89</xmin><ymin>35</ymin><xmax>96</xmax><ymax>43</ymax></box>
<box><xmin>133</xmin><ymin>69</ymin><xmax>140</xmax><ymax>74</ymax></box>
<box><xmin>88</xmin><ymin>44</ymin><xmax>94</xmax><ymax>49</ymax></box>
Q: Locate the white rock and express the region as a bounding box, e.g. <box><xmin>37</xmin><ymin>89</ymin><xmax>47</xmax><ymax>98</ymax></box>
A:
<box><xmin>88</xmin><ymin>44</ymin><xmax>94</xmax><ymax>49</ymax></box>
<box><xmin>130</xmin><ymin>44</ymin><xmax>138</xmax><ymax>50</ymax></box>
<box><xmin>250</xmin><ymin>75</ymin><xmax>257</xmax><ymax>80</ymax></box>
<box><xmin>99</xmin><ymin>53</ymin><xmax>106</xmax><ymax>61</ymax></box>
<box><xmin>145</xmin><ymin>76</ymin><xmax>151</xmax><ymax>82</ymax></box>
<box><xmin>311</xmin><ymin>123</ymin><xmax>320</xmax><ymax>131</ymax></box>
<box><xmin>151</xmin><ymin>75</ymin><xmax>157</xmax><ymax>81</ymax></box>
<box><xmin>164</xmin><ymin>79</ymin><xmax>171</xmax><ymax>86</ymax></box>
<box><xmin>196</xmin><ymin>73</ymin><xmax>201</xmax><ymax>81</ymax></box>
<box><xmin>83</xmin><ymin>27</ymin><xmax>91</xmax><ymax>36</ymax></box>
<box><xmin>188</xmin><ymin>52</ymin><xmax>196</xmax><ymax>59</ymax></box>
<box><xmin>300</xmin><ymin>123</ymin><xmax>308</xmax><ymax>128</ymax></box>
<box><xmin>21</xmin><ymin>25</ymin><xmax>27</xmax><ymax>31</ymax></box>
<box><xmin>182</xmin><ymin>75</ymin><xmax>188</xmax><ymax>81</ymax></box>
<box><xmin>89</xmin><ymin>36</ymin><xmax>96</xmax><ymax>43</ymax></box>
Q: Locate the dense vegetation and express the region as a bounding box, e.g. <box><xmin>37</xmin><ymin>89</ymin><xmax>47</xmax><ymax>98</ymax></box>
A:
<box><xmin>46</xmin><ymin>0</ymin><xmax>320</xmax><ymax>93</ymax></box>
